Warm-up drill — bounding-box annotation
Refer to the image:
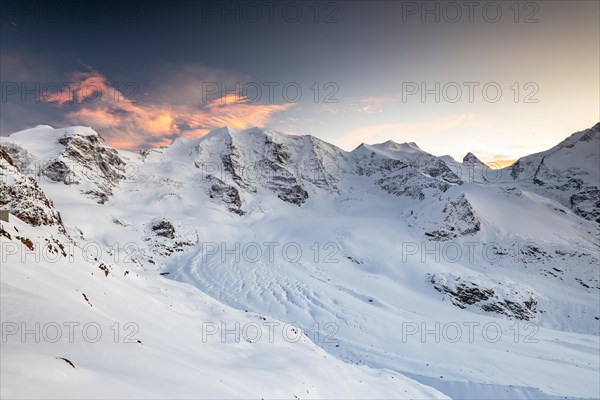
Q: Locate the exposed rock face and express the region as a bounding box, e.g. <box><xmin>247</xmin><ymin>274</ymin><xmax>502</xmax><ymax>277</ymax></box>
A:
<box><xmin>0</xmin><ymin>147</ymin><xmax>66</xmax><ymax>234</ymax></box>
<box><xmin>422</xmin><ymin>158</ymin><xmax>463</xmax><ymax>185</ymax></box>
<box><xmin>206</xmin><ymin>175</ymin><xmax>245</xmax><ymax>215</ymax></box>
<box><xmin>425</xmin><ymin>194</ymin><xmax>480</xmax><ymax>240</ymax></box>
<box><xmin>427</xmin><ymin>273</ymin><xmax>538</xmax><ymax>321</ymax></box>
<box><xmin>145</xmin><ymin>218</ymin><xmax>195</xmax><ymax>259</ymax></box>
<box><xmin>570</xmin><ymin>188</ymin><xmax>600</xmax><ymax>223</ymax></box>
<box><xmin>46</xmin><ymin>133</ymin><xmax>125</xmax><ymax>203</ymax></box>
<box><xmin>43</xmin><ymin>160</ymin><xmax>73</xmax><ymax>184</ymax></box>
<box><xmin>151</xmin><ymin>219</ymin><xmax>176</xmax><ymax>239</ymax></box>
<box><xmin>355</xmin><ymin>150</ymin><xmax>463</xmax><ymax>200</ymax></box>
<box><xmin>268</xmin><ymin>174</ymin><xmax>309</xmax><ymax>205</ymax></box>
<box><xmin>260</xmin><ymin>137</ymin><xmax>310</xmax><ymax>205</ymax></box>
<box><xmin>219</xmin><ymin>142</ymin><xmax>247</xmax><ymax>189</ymax></box>
<box><xmin>376</xmin><ymin>169</ymin><xmax>451</xmax><ymax>200</ymax></box>
<box><xmin>192</xmin><ymin>128</ymin><xmax>317</xmax><ymax>208</ymax></box>
<box><xmin>0</xmin><ymin>147</ymin><xmax>16</xmax><ymax>167</ymax></box>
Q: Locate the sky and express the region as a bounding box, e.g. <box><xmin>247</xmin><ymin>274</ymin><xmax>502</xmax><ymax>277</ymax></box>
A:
<box><xmin>1</xmin><ymin>0</ymin><xmax>598</xmax><ymax>166</ymax></box>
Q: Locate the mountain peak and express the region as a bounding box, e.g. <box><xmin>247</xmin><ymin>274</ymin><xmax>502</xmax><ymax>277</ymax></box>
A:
<box><xmin>5</xmin><ymin>125</ymin><xmax>101</xmax><ymax>161</ymax></box>
<box><xmin>380</xmin><ymin>140</ymin><xmax>421</xmax><ymax>150</ymax></box>
<box><xmin>462</xmin><ymin>152</ymin><xmax>484</xmax><ymax>165</ymax></box>
<box><xmin>9</xmin><ymin>125</ymin><xmax>99</xmax><ymax>140</ymax></box>
<box><xmin>351</xmin><ymin>140</ymin><xmax>429</xmax><ymax>163</ymax></box>
<box><xmin>206</xmin><ymin>126</ymin><xmax>234</xmax><ymax>137</ymax></box>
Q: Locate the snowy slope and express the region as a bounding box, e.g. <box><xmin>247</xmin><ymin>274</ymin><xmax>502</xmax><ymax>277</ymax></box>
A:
<box><xmin>1</xmin><ymin>123</ymin><xmax>599</xmax><ymax>399</ymax></box>
<box><xmin>0</xmin><ymin>145</ymin><xmax>444</xmax><ymax>399</ymax></box>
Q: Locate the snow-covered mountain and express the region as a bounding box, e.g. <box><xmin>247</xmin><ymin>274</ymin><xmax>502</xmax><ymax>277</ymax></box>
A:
<box><xmin>502</xmin><ymin>123</ymin><xmax>600</xmax><ymax>223</ymax></box>
<box><xmin>3</xmin><ymin>126</ymin><xmax>125</xmax><ymax>204</ymax></box>
<box><xmin>1</xmin><ymin>123</ymin><xmax>598</xmax><ymax>399</ymax></box>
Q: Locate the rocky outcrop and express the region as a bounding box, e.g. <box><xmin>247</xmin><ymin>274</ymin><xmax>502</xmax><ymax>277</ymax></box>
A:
<box><xmin>354</xmin><ymin>145</ymin><xmax>463</xmax><ymax>200</ymax></box>
<box><xmin>145</xmin><ymin>218</ymin><xmax>195</xmax><ymax>258</ymax></box>
<box><xmin>358</xmin><ymin>157</ymin><xmax>463</xmax><ymax>200</ymax></box>
<box><xmin>376</xmin><ymin>168</ymin><xmax>451</xmax><ymax>200</ymax></box>
<box><xmin>46</xmin><ymin>133</ymin><xmax>125</xmax><ymax>203</ymax></box>
<box><xmin>151</xmin><ymin>219</ymin><xmax>176</xmax><ymax>239</ymax></box>
<box><xmin>425</xmin><ymin>194</ymin><xmax>480</xmax><ymax>240</ymax></box>
<box><xmin>427</xmin><ymin>273</ymin><xmax>538</xmax><ymax>321</ymax></box>
<box><xmin>192</xmin><ymin>128</ymin><xmax>313</xmax><ymax>207</ymax></box>
<box><xmin>206</xmin><ymin>175</ymin><xmax>245</xmax><ymax>215</ymax></box>
<box><xmin>570</xmin><ymin>188</ymin><xmax>600</xmax><ymax>223</ymax></box>
<box><xmin>245</xmin><ymin>135</ymin><xmax>310</xmax><ymax>206</ymax></box>
<box><xmin>0</xmin><ymin>147</ymin><xmax>66</xmax><ymax>234</ymax></box>
<box><xmin>422</xmin><ymin>158</ymin><xmax>463</xmax><ymax>184</ymax></box>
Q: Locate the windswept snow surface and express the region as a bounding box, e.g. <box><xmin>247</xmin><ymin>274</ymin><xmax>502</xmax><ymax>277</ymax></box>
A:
<box><xmin>1</xmin><ymin>124</ymin><xmax>599</xmax><ymax>399</ymax></box>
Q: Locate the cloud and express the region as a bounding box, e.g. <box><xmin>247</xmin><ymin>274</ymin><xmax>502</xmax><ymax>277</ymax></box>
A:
<box><xmin>41</xmin><ymin>68</ymin><xmax>293</xmax><ymax>149</ymax></box>
<box><xmin>339</xmin><ymin>114</ymin><xmax>478</xmax><ymax>149</ymax></box>
<box><xmin>41</xmin><ymin>71</ymin><xmax>116</xmax><ymax>105</ymax></box>
<box><xmin>186</xmin><ymin>96</ymin><xmax>291</xmax><ymax>130</ymax></box>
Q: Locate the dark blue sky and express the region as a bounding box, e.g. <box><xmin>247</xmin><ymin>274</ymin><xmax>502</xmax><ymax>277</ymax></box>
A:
<box><xmin>1</xmin><ymin>0</ymin><xmax>599</xmax><ymax>164</ymax></box>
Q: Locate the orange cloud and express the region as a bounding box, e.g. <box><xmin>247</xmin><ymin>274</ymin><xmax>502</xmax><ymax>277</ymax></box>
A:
<box><xmin>190</xmin><ymin>96</ymin><xmax>292</xmax><ymax>129</ymax></box>
<box><xmin>41</xmin><ymin>71</ymin><xmax>116</xmax><ymax>105</ymax></box>
<box><xmin>46</xmin><ymin>69</ymin><xmax>293</xmax><ymax>150</ymax></box>
<box><xmin>140</xmin><ymin>113</ymin><xmax>178</xmax><ymax>135</ymax></box>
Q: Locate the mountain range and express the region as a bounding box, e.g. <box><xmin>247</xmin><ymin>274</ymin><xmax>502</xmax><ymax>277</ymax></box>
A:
<box><xmin>1</xmin><ymin>122</ymin><xmax>599</xmax><ymax>399</ymax></box>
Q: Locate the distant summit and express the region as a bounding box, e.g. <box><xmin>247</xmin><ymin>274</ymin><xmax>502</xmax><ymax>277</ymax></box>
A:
<box><xmin>462</xmin><ymin>152</ymin><xmax>484</xmax><ymax>165</ymax></box>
